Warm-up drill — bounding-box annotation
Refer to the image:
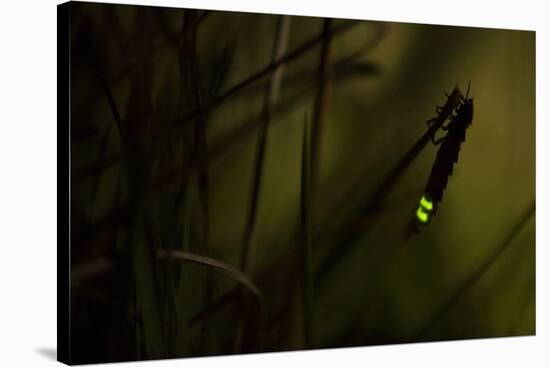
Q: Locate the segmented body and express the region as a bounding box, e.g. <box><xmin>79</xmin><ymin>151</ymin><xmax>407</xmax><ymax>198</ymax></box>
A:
<box><xmin>414</xmin><ymin>91</ymin><xmax>474</xmax><ymax>227</ymax></box>
<box><xmin>425</xmin><ymin>98</ymin><xmax>473</xmax><ymax>204</ymax></box>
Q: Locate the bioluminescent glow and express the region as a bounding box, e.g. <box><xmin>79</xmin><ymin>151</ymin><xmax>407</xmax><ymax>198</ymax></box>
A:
<box><xmin>416</xmin><ymin>207</ymin><xmax>429</xmax><ymax>223</ymax></box>
<box><xmin>420</xmin><ymin>195</ymin><xmax>433</xmax><ymax>211</ymax></box>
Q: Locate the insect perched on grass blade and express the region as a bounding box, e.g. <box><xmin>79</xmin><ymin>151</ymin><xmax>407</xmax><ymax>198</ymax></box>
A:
<box><xmin>413</xmin><ymin>83</ymin><xmax>474</xmax><ymax>231</ymax></box>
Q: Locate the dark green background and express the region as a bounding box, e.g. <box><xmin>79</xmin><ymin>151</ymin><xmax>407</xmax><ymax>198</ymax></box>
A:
<box><xmin>68</xmin><ymin>1</ymin><xmax>535</xmax><ymax>364</ymax></box>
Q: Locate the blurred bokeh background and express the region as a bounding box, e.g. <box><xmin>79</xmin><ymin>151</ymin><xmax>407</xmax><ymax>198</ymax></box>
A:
<box><xmin>68</xmin><ymin>2</ymin><xmax>535</xmax><ymax>364</ymax></box>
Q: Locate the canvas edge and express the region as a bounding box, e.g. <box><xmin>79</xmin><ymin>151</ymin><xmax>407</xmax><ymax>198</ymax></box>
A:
<box><xmin>58</xmin><ymin>1</ymin><xmax>71</xmax><ymax>365</ymax></box>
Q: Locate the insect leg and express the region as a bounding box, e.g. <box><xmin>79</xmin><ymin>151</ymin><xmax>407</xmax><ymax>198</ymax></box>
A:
<box><xmin>432</xmin><ymin>133</ymin><xmax>447</xmax><ymax>145</ymax></box>
<box><xmin>462</xmin><ymin>82</ymin><xmax>471</xmax><ymax>101</ymax></box>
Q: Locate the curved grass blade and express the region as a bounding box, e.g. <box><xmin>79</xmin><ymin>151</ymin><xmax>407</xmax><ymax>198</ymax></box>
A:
<box><xmin>157</xmin><ymin>249</ymin><xmax>263</xmax><ymax>301</ymax></box>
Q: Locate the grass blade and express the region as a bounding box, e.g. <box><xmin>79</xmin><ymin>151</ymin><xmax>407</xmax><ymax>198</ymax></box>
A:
<box><xmin>301</xmin><ymin>115</ymin><xmax>314</xmax><ymax>348</ymax></box>
<box><xmin>157</xmin><ymin>249</ymin><xmax>263</xmax><ymax>300</ymax></box>
<box><xmin>236</xmin><ymin>15</ymin><xmax>292</xmax><ymax>353</ymax></box>
<box><xmin>310</xmin><ymin>18</ymin><xmax>333</xmax><ymax>184</ymax></box>
<box><xmin>167</xmin><ymin>20</ymin><xmax>359</xmax><ymax>131</ymax></box>
<box><xmin>315</xmin><ymin>86</ymin><xmax>464</xmax><ymax>281</ymax></box>
<box><xmin>414</xmin><ymin>201</ymin><xmax>536</xmax><ymax>339</ymax></box>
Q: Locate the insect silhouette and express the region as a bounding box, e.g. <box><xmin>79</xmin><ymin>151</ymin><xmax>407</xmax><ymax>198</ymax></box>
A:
<box><xmin>414</xmin><ymin>83</ymin><xmax>474</xmax><ymax>229</ymax></box>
